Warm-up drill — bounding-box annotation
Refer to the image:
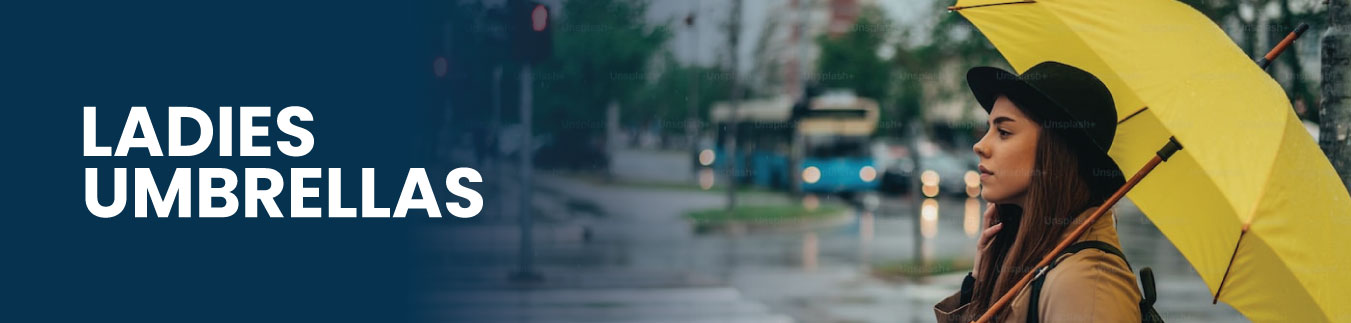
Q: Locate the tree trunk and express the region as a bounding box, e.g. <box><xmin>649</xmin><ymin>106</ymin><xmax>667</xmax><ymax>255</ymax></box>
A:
<box><xmin>1322</xmin><ymin>0</ymin><xmax>1351</xmax><ymax>191</ymax></box>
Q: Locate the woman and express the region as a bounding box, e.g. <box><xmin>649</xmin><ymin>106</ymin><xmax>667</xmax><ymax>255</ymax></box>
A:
<box><xmin>934</xmin><ymin>61</ymin><xmax>1143</xmax><ymax>322</ymax></box>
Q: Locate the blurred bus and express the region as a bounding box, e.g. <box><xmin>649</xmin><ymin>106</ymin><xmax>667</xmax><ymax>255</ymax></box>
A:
<box><xmin>795</xmin><ymin>92</ymin><xmax>880</xmax><ymax>194</ymax></box>
<box><xmin>702</xmin><ymin>96</ymin><xmax>796</xmax><ymax>189</ymax></box>
<box><xmin>701</xmin><ymin>92</ymin><xmax>880</xmax><ymax>195</ymax></box>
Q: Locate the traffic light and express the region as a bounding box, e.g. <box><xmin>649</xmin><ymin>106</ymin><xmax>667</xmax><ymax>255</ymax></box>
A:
<box><xmin>511</xmin><ymin>1</ymin><xmax>552</xmax><ymax>63</ymax></box>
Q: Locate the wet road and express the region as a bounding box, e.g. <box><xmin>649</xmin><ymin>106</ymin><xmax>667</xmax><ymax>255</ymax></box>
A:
<box><xmin>418</xmin><ymin>151</ymin><xmax>1247</xmax><ymax>322</ymax></box>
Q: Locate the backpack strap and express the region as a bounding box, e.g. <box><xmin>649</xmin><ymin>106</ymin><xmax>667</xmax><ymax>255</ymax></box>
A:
<box><xmin>1138</xmin><ymin>267</ymin><xmax>1164</xmax><ymax>323</ymax></box>
<box><xmin>1026</xmin><ymin>241</ymin><xmax>1130</xmax><ymax>323</ymax></box>
<box><xmin>1062</xmin><ymin>240</ymin><xmax>1131</xmax><ymax>270</ymax></box>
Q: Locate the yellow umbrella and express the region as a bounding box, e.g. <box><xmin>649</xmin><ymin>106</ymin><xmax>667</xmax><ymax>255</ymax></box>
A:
<box><xmin>947</xmin><ymin>0</ymin><xmax>1351</xmax><ymax>322</ymax></box>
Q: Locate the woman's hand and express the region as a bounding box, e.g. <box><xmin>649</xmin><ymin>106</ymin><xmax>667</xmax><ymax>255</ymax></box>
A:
<box><xmin>972</xmin><ymin>203</ymin><xmax>1003</xmax><ymax>281</ymax></box>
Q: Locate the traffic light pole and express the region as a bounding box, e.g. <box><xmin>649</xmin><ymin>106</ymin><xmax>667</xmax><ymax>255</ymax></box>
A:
<box><xmin>504</xmin><ymin>0</ymin><xmax>548</xmax><ymax>284</ymax></box>
<box><xmin>724</xmin><ymin>0</ymin><xmax>742</xmax><ymax>211</ymax></box>
<box><xmin>511</xmin><ymin>64</ymin><xmax>542</xmax><ymax>283</ymax></box>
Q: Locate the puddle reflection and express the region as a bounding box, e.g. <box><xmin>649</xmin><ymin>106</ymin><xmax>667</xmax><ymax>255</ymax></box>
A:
<box><xmin>921</xmin><ymin>198</ymin><xmax>939</xmax><ymax>238</ymax></box>
<box><xmin>965</xmin><ymin>197</ymin><xmax>981</xmax><ymax>238</ymax></box>
<box><xmin>859</xmin><ymin>211</ymin><xmax>873</xmax><ymax>264</ymax></box>
<box><xmin>698</xmin><ymin>168</ymin><xmax>715</xmax><ymax>190</ymax></box>
<box><xmin>802</xmin><ymin>232</ymin><xmax>818</xmax><ymax>272</ymax></box>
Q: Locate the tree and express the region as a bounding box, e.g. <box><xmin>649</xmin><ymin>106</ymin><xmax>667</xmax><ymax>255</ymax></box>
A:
<box><xmin>627</xmin><ymin>53</ymin><xmax>733</xmax><ymax>136</ymax></box>
<box><xmin>886</xmin><ymin>0</ymin><xmax>1005</xmax><ymax>138</ymax></box>
<box><xmin>815</xmin><ymin>5</ymin><xmax>892</xmax><ymax>103</ymax></box>
<box><xmin>531</xmin><ymin>0</ymin><xmax>670</xmax><ymax>168</ymax></box>
<box><xmin>1323</xmin><ymin>0</ymin><xmax>1351</xmax><ymax>190</ymax></box>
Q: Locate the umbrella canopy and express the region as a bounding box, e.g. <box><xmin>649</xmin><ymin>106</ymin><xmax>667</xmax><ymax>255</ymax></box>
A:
<box><xmin>950</xmin><ymin>0</ymin><xmax>1351</xmax><ymax>321</ymax></box>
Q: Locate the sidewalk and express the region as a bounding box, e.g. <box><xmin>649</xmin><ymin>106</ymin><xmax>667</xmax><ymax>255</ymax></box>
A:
<box><xmin>417</xmin><ymin>156</ymin><xmax>798</xmax><ymax>322</ymax></box>
<box><xmin>527</xmin><ymin>165</ymin><xmax>920</xmax><ymax>322</ymax></box>
<box><xmin>420</xmin><ymin>148</ymin><xmax>1248</xmax><ymax>322</ymax></box>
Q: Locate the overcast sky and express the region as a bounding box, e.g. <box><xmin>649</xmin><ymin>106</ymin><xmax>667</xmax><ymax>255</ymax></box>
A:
<box><xmin>645</xmin><ymin>0</ymin><xmax>940</xmax><ymax>70</ymax></box>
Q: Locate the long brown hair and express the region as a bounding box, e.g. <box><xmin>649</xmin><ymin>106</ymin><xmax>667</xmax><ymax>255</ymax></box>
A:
<box><xmin>964</xmin><ymin>111</ymin><xmax>1126</xmax><ymax>321</ymax></box>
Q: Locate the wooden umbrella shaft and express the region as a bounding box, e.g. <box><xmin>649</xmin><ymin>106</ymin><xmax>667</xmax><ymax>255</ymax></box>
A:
<box><xmin>972</xmin><ymin>137</ymin><xmax>1182</xmax><ymax>323</ymax></box>
<box><xmin>947</xmin><ymin>0</ymin><xmax>1035</xmax><ymax>11</ymax></box>
<box><xmin>1257</xmin><ymin>23</ymin><xmax>1308</xmax><ymax>69</ymax></box>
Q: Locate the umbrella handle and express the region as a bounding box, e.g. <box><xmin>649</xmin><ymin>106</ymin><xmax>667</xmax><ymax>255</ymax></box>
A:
<box><xmin>1257</xmin><ymin>23</ymin><xmax>1309</xmax><ymax>70</ymax></box>
<box><xmin>971</xmin><ymin>137</ymin><xmax>1182</xmax><ymax>323</ymax></box>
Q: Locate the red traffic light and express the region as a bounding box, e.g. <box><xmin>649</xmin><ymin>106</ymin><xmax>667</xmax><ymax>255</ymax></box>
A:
<box><xmin>531</xmin><ymin>4</ymin><xmax>548</xmax><ymax>32</ymax></box>
<box><xmin>512</xmin><ymin>1</ymin><xmax>551</xmax><ymax>62</ymax></box>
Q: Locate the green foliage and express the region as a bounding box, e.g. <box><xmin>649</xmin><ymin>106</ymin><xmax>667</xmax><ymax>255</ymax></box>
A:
<box><xmin>814</xmin><ymin>5</ymin><xmax>904</xmax><ymax>136</ymax></box>
<box><xmin>913</xmin><ymin>6</ymin><xmax>1002</xmax><ymax>67</ymax></box>
<box><xmin>532</xmin><ymin>0</ymin><xmax>671</xmax><ymax>138</ymax></box>
<box><xmin>627</xmin><ymin>53</ymin><xmax>733</xmax><ymax>133</ymax></box>
<box><xmin>892</xmin><ymin>3</ymin><xmax>1005</xmax><ymax>135</ymax></box>
<box><xmin>815</xmin><ymin>5</ymin><xmax>891</xmax><ymax>101</ymax></box>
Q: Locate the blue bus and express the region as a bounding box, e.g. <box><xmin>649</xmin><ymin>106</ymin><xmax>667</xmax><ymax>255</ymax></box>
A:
<box><xmin>700</xmin><ymin>92</ymin><xmax>880</xmax><ymax>195</ymax></box>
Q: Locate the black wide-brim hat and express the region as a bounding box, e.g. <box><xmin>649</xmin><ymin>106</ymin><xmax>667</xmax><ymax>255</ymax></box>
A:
<box><xmin>966</xmin><ymin>61</ymin><xmax>1118</xmax><ymax>155</ymax></box>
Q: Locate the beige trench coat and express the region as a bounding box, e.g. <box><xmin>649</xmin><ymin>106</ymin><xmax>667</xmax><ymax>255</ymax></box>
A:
<box><xmin>934</xmin><ymin>206</ymin><xmax>1143</xmax><ymax>323</ymax></box>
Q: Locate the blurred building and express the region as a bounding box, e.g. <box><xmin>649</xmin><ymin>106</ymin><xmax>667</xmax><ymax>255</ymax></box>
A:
<box><xmin>746</xmin><ymin>0</ymin><xmax>880</xmax><ymax>100</ymax></box>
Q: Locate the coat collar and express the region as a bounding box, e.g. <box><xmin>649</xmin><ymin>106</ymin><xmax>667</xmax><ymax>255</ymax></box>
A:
<box><xmin>1059</xmin><ymin>205</ymin><xmax>1122</xmax><ymax>249</ymax></box>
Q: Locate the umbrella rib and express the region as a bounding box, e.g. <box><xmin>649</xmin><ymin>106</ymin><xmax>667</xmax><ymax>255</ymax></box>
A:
<box><xmin>947</xmin><ymin>0</ymin><xmax>1035</xmax><ymax>11</ymax></box>
<box><xmin>1211</xmin><ymin>224</ymin><xmax>1250</xmax><ymax>304</ymax></box>
<box><xmin>1224</xmin><ymin>231</ymin><xmax>1335</xmax><ymax>322</ymax></box>
<box><xmin>1210</xmin><ymin>115</ymin><xmax>1332</xmax><ymax>320</ymax></box>
<box><xmin>1117</xmin><ymin>106</ymin><xmax>1148</xmax><ymax>124</ymax></box>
